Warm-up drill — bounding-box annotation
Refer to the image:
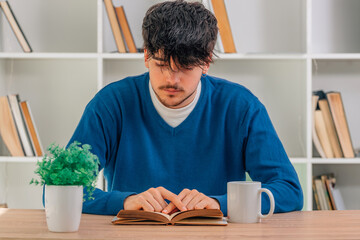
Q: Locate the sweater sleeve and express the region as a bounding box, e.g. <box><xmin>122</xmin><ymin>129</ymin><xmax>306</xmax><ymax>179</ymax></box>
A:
<box><xmin>66</xmin><ymin>96</ymin><xmax>136</xmax><ymax>215</ymax></box>
<box><xmin>243</xmin><ymin>102</ymin><xmax>303</xmax><ymax>213</ymax></box>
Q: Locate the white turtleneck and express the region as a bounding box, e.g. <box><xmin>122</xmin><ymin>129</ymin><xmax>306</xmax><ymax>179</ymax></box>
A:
<box><xmin>149</xmin><ymin>80</ymin><xmax>202</xmax><ymax>128</ymax></box>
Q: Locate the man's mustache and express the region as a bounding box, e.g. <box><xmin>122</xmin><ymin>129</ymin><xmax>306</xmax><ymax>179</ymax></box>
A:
<box><xmin>159</xmin><ymin>85</ymin><xmax>184</xmax><ymax>91</ymax></box>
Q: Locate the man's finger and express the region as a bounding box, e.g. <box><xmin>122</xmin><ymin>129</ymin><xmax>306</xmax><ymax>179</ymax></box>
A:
<box><xmin>148</xmin><ymin>188</ymin><xmax>168</xmax><ymax>210</ymax></box>
<box><xmin>157</xmin><ymin>187</ymin><xmax>187</xmax><ymax>212</ymax></box>
<box><xmin>181</xmin><ymin>189</ymin><xmax>200</xmax><ymax>207</ymax></box>
<box><xmin>138</xmin><ymin>196</ymin><xmax>155</xmax><ymax>212</ymax></box>
<box><xmin>162</xmin><ymin>188</ymin><xmax>191</xmax><ymax>214</ymax></box>
<box><xmin>143</xmin><ymin>191</ymin><xmax>164</xmax><ymax>212</ymax></box>
<box><xmin>194</xmin><ymin>199</ymin><xmax>208</xmax><ymax>210</ymax></box>
<box><xmin>186</xmin><ymin>193</ymin><xmax>206</xmax><ymax>210</ymax></box>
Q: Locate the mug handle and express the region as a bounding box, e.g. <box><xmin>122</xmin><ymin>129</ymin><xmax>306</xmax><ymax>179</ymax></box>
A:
<box><xmin>258</xmin><ymin>188</ymin><xmax>275</xmax><ymax>219</ymax></box>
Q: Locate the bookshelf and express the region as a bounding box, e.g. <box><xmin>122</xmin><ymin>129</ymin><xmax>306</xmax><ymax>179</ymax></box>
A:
<box><xmin>0</xmin><ymin>0</ymin><xmax>359</xmax><ymax>211</ymax></box>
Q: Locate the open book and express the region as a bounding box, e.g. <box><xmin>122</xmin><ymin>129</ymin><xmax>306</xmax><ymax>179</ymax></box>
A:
<box><xmin>112</xmin><ymin>209</ymin><xmax>227</xmax><ymax>226</ymax></box>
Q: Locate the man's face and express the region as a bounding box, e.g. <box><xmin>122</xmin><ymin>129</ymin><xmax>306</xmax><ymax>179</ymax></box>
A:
<box><xmin>145</xmin><ymin>50</ymin><xmax>209</xmax><ymax>109</ymax></box>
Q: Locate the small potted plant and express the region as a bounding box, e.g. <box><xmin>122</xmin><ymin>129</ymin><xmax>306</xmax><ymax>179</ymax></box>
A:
<box><xmin>30</xmin><ymin>141</ymin><xmax>99</xmax><ymax>232</ymax></box>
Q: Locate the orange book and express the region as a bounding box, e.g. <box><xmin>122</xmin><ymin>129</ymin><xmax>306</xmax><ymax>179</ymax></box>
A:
<box><xmin>103</xmin><ymin>0</ymin><xmax>126</xmax><ymax>53</ymax></box>
<box><xmin>326</xmin><ymin>92</ymin><xmax>354</xmax><ymax>158</ymax></box>
<box><xmin>115</xmin><ymin>6</ymin><xmax>137</xmax><ymax>53</ymax></box>
<box><xmin>210</xmin><ymin>0</ymin><xmax>236</xmax><ymax>53</ymax></box>
<box><xmin>0</xmin><ymin>96</ymin><xmax>24</xmax><ymax>156</ymax></box>
<box><xmin>19</xmin><ymin>101</ymin><xmax>43</xmax><ymax>156</ymax></box>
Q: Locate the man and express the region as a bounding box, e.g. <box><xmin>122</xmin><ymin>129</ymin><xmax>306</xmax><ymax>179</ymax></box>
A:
<box><xmin>68</xmin><ymin>0</ymin><xmax>303</xmax><ymax>215</ymax></box>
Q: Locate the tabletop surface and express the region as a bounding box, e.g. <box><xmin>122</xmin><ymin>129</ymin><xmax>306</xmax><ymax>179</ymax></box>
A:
<box><xmin>1</xmin><ymin>209</ymin><xmax>360</xmax><ymax>240</ymax></box>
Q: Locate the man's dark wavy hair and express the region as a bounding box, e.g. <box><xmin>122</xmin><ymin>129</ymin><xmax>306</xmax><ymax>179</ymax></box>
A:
<box><xmin>142</xmin><ymin>0</ymin><xmax>218</xmax><ymax>70</ymax></box>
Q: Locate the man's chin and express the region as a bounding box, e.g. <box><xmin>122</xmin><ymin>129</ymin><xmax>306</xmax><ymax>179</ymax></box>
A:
<box><xmin>160</xmin><ymin>98</ymin><xmax>186</xmax><ymax>109</ymax></box>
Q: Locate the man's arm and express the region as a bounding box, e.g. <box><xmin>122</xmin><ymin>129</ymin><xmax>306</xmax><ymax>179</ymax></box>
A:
<box><xmin>66</xmin><ymin>96</ymin><xmax>132</xmax><ymax>215</ymax></box>
<box><xmin>243</xmin><ymin>102</ymin><xmax>303</xmax><ymax>213</ymax></box>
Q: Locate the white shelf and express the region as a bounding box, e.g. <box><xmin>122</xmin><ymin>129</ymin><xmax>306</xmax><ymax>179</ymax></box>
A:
<box><xmin>214</xmin><ymin>53</ymin><xmax>307</xmax><ymax>60</ymax></box>
<box><xmin>0</xmin><ymin>53</ymin><xmax>98</xmax><ymax>59</ymax></box>
<box><xmin>311</xmin><ymin>54</ymin><xmax>360</xmax><ymax>60</ymax></box>
<box><xmin>290</xmin><ymin>158</ymin><xmax>308</xmax><ymax>164</ymax></box>
<box><xmin>102</xmin><ymin>53</ymin><xmax>144</xmax><ymax>59</ymax></box>
<box><xmin>2</xmin><ymin>53</ymin><xmax>360</xmax><ymax>61</ymax></box>
<box><xmin>0</xmin><ymin>157</ymin><xmax>41</xmax><ymax>163</ymax></box>
<box><xmin>311</xmin><ymin>158</ymin><xmax>360</xmax><ymax>164</ymax></box>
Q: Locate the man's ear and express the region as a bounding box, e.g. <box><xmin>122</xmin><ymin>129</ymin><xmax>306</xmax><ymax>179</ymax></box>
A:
<box><xmin>144</xmin><ymin>49</ymin><xmax>149</xmax><ymax>68</ymax></box>
<box><xmin>202</xmin><ymin>63</ymin><xmax>210</xmax><ymax>75</ymax></box>
<box><xmin>202</xmin><ymin>54</ymin><xmax>212</xmax><ymax>74</ymax></box>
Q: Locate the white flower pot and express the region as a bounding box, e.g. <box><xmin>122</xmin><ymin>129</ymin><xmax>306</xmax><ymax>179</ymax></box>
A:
<box><xmin>45</xmin><ymin>185</ymin><xmax>83</xmax><ymax>232</ymax></box>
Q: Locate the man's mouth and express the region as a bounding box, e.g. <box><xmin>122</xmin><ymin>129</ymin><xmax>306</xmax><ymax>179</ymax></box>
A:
<box><xmin>164</xmin><ymin>88</ymin><xmax>181</xmax><ymax>93</ymax></box>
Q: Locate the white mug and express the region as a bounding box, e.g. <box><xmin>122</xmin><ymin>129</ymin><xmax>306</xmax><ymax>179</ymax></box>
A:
<box><xmin>227</xmin><ymin>181</ymin><xmax>275</xmax><ymax>223</ymax></box>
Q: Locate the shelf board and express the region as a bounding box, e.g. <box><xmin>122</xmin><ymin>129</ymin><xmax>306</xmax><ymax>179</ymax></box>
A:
<box><xmin>311</xmin><ymin>158</ymin><xmax>360</xmax><ymax>164</ymax></box>
<box><xmin>0</xmin><ymin>53</ymin><xmax>98</xmax><ymax>59</ymax></box>
<box><xmin>214</xmin><ymin>53</ymin><xmax>307</xmax><ymax>60</ymax></box>
<box><xmin>102</xmin><ymin>53</ymin><xmax>144</xmax><ymax>59</ymax></box>
<box><xmin>310</xmin><ymin>53</ymin><xmax>360</xmax><ymax>60</ymax></box>
<box><xmin>290</xmin><ymin>158</ymin><xmax>308</xmax><ymax>164</ymax></box>
<box><xmin>0</xmin><ymin>157</ymin><xmax>41</xmax><ymax>163</ymax></box>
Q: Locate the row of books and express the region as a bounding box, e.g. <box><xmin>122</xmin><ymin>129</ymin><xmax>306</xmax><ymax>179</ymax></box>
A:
<box><xmin>312</xmin><ymin>173</ymin><xmax>345</xmax><ymax>210</ymax></box>
<box><xmin>0</xmin><ymin>94</ymin><xmax>43</xmax><ymax>157</ymax></box>
<box><xmin>104</xmin><ymin>0</ymin><xmax>137</xmax><ymax>53</ymax></box>
<box><xmin>312</xmin><ymin>91</ymin><xmax>355</xmax><ymax>158</ymax></box>
<box><xmin>0</xmin><ymin>1</ymin><xmax>32</xmax><ymax>53</ymax></box>
<box><xmin>103</xmin><ymin>0</ymin><xmax>237</xmax><ymax>54</ymax></box>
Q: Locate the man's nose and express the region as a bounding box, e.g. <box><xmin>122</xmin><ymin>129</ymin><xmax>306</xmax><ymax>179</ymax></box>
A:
<box><xmin>166</xmin><ymin>70</ymin><xmax>181</xmax><ymax>84</ymax></box>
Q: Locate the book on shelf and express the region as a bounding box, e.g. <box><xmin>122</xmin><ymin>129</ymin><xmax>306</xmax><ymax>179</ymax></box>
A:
<box><xmin>323</xmin><ymin>174</ymin><xmax>336</xmax><ymax>210</ymax></box>
<box><xmin>203</xmin><ymin>0</ymin><xmax>224</xmax><ymax>53</ymax></box>
<box><xmin>115</xmin><ymin>6</ymin><xmax>137</xmax><ymax>53</ymax></box>
<box><xmin>209</xmin><ymin>0</ymin><xmax>236</xmax><ymax>53</ymax></box>
<box><xmin>312</xmin><ymin>179</ymin><xmax>321</xmax><ymax>210</ymax></box>
<box><xmin>312</xmin><ymin>95</ymin><xmax>326</xmax><ymax>158</ymax></box>
<box><xmin>314</xmin><ymin>109</ymin><xmax>334</xmax><ymax>158</ymax></box>
<box><xmin>0</xmin><ymin>1</ymin><xmax>32</xmax><ymax>53</ymax></box>
<box><xmin>313</xmin><ymin>178</ymin><xmax>329</xmax><ymax>210</ymax></box>
<box><xmin>0</xmin><ymin>96</ymin><xmax>24</xmax><ymax>157</ymax></box>
<box><xmin>7</xmin><ymin>94</ymin><xmax>34</xmax><ymax>157</ymax></box>
<box><xmin>313</xmin><ymin>173</ymin><xmax>346</xmax><ymax>211</ymax></box>
<box><xmin>0</xmin><ymin>203</ymin><xmax>7</xmax><ymax>208</ymax></box>
<box><xmin>320</xmin><ymin>175</ymin><xmax>333</xmax><ymax>210</ymax></box>
<box><xmin>19</xmin><ymin>101</ymin><xmax>43</xmax><ymax>156</ymax></box>
<box><xmin>318</xmin><ymin>98</ymin><xmax>343</xmax><ymax>158</ymax></box>
<box><xmin>326</xmin><ymin>92</ymin><xmax>355</xmax><ymax>158</ymax></box>
<box><xmin>104</xmin><ymin>0</ymin><xmax>126</xmax><ymax>53</ymax></box>
<box><xmin>112</xmin><ymin>209</ymin><xmax>227</xmax><ymax>226</ymax></box>
<box><xmin>313</xmin><ymin>90</ymin><xmax>353</xmax><ymax>158</ymax></box>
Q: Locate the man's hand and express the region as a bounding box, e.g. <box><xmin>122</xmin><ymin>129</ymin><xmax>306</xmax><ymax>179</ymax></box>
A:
<box><xmin>162</xmin><ymin>189</ymin><xmax>220</xmax><ymax>214</ymax></box>
<box><xmin>123</xmin><ymin>186</ymin><xmax>187</xmax><ymax>212</ymax></box>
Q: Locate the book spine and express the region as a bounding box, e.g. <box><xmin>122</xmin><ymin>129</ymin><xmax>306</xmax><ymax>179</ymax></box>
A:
<box><xmin>205</xmin><ymin>0</ymin><xmax>224</xmax><ymax>53</ymax></box>
<box><xmin>115</xmin><ymin>6</ymin><xmax>137</xmax><ymax>53</ymax></box>
<box><xmin>318</xmin><ymin>99</ymin><xmax>343</xmax><ymax>158</ymax></box>
<box><xmin>210</xmin><ymin>0</ymin><xmax>236</xmax><ymax>53</ymax></box>
<box><xmin>312</xmin><ymin>95</ymin><xmax>326</xmax><ymax>158</ymax></box>
<box><xmin>315</xmin><ymin>110</ymin><xmax>334</xmax><ymax>158</ymax></box>
<box><xmin>0</xmin><ymin>1</ymin><xmax>32</xmax><ymax>53</ymax></box>
<box><xmin>103</xmin><ymin>0</ymin><xmax>126</xmax><ymax>53</ymax></box>
<box><xmin>0</xmin><ymin>96</ymin><xmax>24</xmax><ymax>156</ymax></box>
<box><xmin>8</xmin><ymin>95</ymin><xmax>34</xmax><ymax>157</ymax></box>
<box><xmin>327</xmin><ymin>92</ymin><xmax>354</xmax><ymax>158</ymax></box>
<box><xmin>20</xmin><ymin>101</ymin><xmax>43</xmax><ymax>156</ymax></box>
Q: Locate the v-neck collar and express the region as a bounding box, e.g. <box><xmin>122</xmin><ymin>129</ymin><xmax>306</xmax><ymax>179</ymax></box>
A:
<box><xmin>143</xmin><ymin>73</ymin><xmax>207</xmax><ymax>135</ymax></box>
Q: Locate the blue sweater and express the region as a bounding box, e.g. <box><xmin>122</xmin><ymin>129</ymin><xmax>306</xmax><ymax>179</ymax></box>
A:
<box><xmin>68</xmin><ymin>72</ymin><xmax>303</xmax><ymax>216</ymax></box>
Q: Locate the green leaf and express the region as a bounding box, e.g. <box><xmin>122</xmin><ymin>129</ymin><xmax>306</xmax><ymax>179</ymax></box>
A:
<box><xmin>30</xmin><ymin>141</ymin><xmax>100</xmax><ymax>201</ymax></box>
